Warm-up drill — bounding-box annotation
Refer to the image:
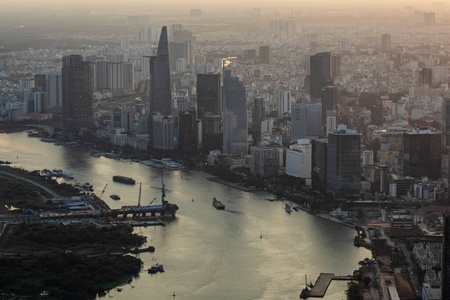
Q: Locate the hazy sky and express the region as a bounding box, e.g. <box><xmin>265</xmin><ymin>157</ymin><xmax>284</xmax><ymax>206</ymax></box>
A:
<box><xmin>0</xmin><ymin>0</ymin><xmax>443</xmax><ymax>12</ymax></box>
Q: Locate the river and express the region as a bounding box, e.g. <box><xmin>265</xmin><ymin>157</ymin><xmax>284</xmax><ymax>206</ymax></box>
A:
<box><xmin>0</xmin><ymin>132</ymin><xmax>371</xmax><ymax>300</ymax></box>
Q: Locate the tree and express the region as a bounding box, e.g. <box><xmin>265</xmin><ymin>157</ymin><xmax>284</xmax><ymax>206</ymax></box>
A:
<box><xmin>346</xmin><ymin>281</ymin><xmax>363</xmax><ymax>300</ymax></box>
<box><xmin>363</xmin><ymin>276</ymin><xmax>372</xmax><ymax>287</ymax></box>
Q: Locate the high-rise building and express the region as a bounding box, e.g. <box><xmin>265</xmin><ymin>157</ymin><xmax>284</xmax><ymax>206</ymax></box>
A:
<box><xmin>338</xmin><ymin>38</ymin><xmax>351</xmax><ymax>53</ymax></box>
<box><xmin>190</xmin><ymin>9</ymin><xmax>202</xmax><ymax>18</ymax></box>
<box><xmin>121</xmin><ymin>106</ymin><xmax>135</xmax><ymax>133</ymax></box>
<box><xmin>331</xmin><ymin>55</ymin><xmax>341</xmax><ymax>78</ymax></box>
<box><xmin>243</xmin><ymin>49</ymin><xmax>257</xmax><ymax>64</ymax></box>
<box><xmin>93</xmin><ymin>62</ymin><xmax>134</xmax><ymax>91</ymax></box>
<box><xmin>149</xmin><ymin>26</ymin><xmax>172</xmax><ymax>115</ymax></box>
<box><xmin>62</xmin><ymin>55</ymin><xmax>94</xmax><ymax>133</ymax></box>
<box><xmin>310</xmin><ymin>52</ymin><xmax>333</xmax><ymax>99</ymax></box>
<box><xmin>286</xmin><ymin>139</ymin><xmax>312</xmax><ymax>185</ymax></box>
<box><xmin>320</xmin><ymin>86</ymin><xmax>338</xmax><ymax>128</ymax></box>
<box><xmin>277</xmin><ymin>89</ymin><xmax>292</xmax><ymax>118</ymax></box>
<box><xmin>179</xmin><ymin>111</ymin><xmax>198</xmax><ymax>152</ymax></box>
<box><xmin>424</xmin><ymin>12</ymin><xmax>435</xmax><ymax>26</ymax></box>
<box><xmin>250</xmin><ymin>146</ymin><xmax>279</xmax><ymax>177</ymax></box>
<box><xmin>259</xmin><ymin>46</ymin><xmax>271</xmax><ymax>64</ymax></box>
<box><xmin>403</xmin><ymin>129</ymin><xmax>442</xmax><ymax>180</ymax></box>
<box><xmin>443</xmin><ymin>96</ymin><xmax>450</xmax><ymax>148</ymax></box>
<box><xmin>223</xmin><ymin>69</ymin><xmax>247</xmax><ymax>156</ymax></box>
<box><xmin>291</xmin><ymin>103</ymin><xmax>322</xmax><ymax>141</ymax></box>
<box><xmin>197</xmin><ymin>73</ymin><xmax>220</xmax><ymax>119</ymax></box>
<box><xmin>312</xmin><ymin>138</ymin><xmax>328</xmax><ymax>194</ymax></box>
<box><xmin>120</xmin><ymin>36</ymin><xmax>130</xmax><ymax>51</ymax></box>
<box><xmin>45</xmin><ymin>72</ymin><xmax>62</xmax><ymax>114</ymax></box>
<box><xmin>112</xmin><ymin>107</ymin><xmax>122</xmax><ymax>128</ymax></box>
<box><xmin>252</xmin><ymin>97</ymin><xmax>265</xmax><ymax>145</ymax></box>
<box><xmin>381</xmin><ymin>34</ymin><xmax>392</xmax><ymax>52</ymax></box>
<box><xmin>149</xmin><ymin>115</ymin><xmax>174</xmax><ymax>150</ymax></box>
<box><xmin>419</xmin><ymin>68</ymin><xmax>433</xmax><ymax>86</ymax></box>
<box><xmin>327</xmin><ymin>125</ymin><xmax>361</xmax><ymax>201</ymax></box>
<box><xmin>443</xmin><ymin>213</ymin><xmax>450</xmax><ymax>299</ymax></box>
<box><xmin>169</xmin><ymin>40</ymin><xmax>193</xmax><ymax>70</ymax></box>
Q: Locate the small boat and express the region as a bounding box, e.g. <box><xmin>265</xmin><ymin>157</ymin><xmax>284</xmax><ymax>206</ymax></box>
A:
<box><xmin>62</xmin><ymin>173</ymin><xmax>74</xmax><ymax>179</ymax></box>
<box><xmin>285</xmin><ymin>202</ymin><xmax>291</xmax><ymax>213</ymax></box>
<box><xmin>148</xmin><ymin>263</ymin><xmax>164</xmax><ymax>274</ymax></box>
<box><xmin>117</xmin><ymin>288</ymin><xmax>122</xmax><ymax>292</ymax></box>
<box><xmin>110</xmin><ymin>194</ymin><xmax>120</xmax><ymax>200</ymax></box>
<box><xmin>212</xmin><ymin>197</ymin><xmax>225</xmax><ymax>210</ymax></box>
<box><xmin>292</xmin><ymin>206</ymin><xmax>299</xmax><ymax>212</ymax></box>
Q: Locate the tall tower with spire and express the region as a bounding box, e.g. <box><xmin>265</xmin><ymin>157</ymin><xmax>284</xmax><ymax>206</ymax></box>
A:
<box><xmin>149</xmin><ymin>26</ymin><xmax>172</xmax><ymax>115</ymax></box>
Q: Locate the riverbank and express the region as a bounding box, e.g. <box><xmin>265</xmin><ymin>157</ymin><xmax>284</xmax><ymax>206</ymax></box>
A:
<box><xmin>207</xmin><ymin>176</ymin><xmax>264</xmax><ymax>192</ymax></box>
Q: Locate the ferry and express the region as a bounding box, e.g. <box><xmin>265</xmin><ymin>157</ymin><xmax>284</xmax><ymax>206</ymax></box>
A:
<box><xmin>285</xmin><ymin>202</ymin><xmax>292</xmax><ymax>213</ymax></box>
<box><xmin>212</xmin><ymin>197</ymin><xmax>225</xmax><ymax>210</ymax></box>
<box><xmin>148</xmin><ymin>263</ymin><xmax>164</xmax><ymax>274</ymax></box>
<box><xmin>113</xmin><ymin>176</ymin><xmax>136</xmax><ymax>185</ymax></box>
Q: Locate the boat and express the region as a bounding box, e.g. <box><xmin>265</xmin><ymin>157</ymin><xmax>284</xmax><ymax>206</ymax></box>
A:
<box><xmin>148</xmin><ymin>263</ymin><xmax>164</xmax><ymax>274</ymax></box>
<box><xmin>113</xmin><ymin>175</ymin><xmax>136</xmax><ymax>185</ymax></box>
<box><xmin>62</xmin><ymin>173</ymin><xmax>74</xmax><ymax>179</ymax></box>
<box><xmin>89</xmin><ymin>150</ymin><xmax>102</xmax><ymax>157</ymax></box>
<box><xmin>81</xmin><ymin>182</ymin><xmax>93</xmax><ymax>191</ymax></box>
<box><xmin>103</xmin><ymin>153</ymin><xmax>117</xmax><ymax>159</ymax></box>
<box><xmin>293</xmin><ymin>206</ymin><xmax>299</xmax><ymax>212</ymax></box>
<box><xmin>212</xmin><ymin>197</ymin><xmax>225</xmax><ymax>210</ymax></box>
<box><xmin>110</xmin><ymin>194</ymin><xmax>120</xmax><ymax>200</ymax></box>
<box><xmin>285</xmin><ymin>202</ymin><xmax>292</xmax><ymax>213</ymax></box>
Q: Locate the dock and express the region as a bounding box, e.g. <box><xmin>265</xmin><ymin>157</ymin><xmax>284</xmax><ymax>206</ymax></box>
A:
<box><xmin>307</xmin><ymin>273</ymin><xmax>353</xmax><ymax>298</ymax></box>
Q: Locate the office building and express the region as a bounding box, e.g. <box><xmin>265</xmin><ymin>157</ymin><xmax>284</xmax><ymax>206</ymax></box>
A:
<box><xmin>250</xmin><ymin>146</ymin><xmax>279</xmax><ymax>177</ymax></box>
<box><xmin>45</xmin><ymin>72</ymin><xmax>62</xmax><ymax>114</ymax></box>
<box><xmin>291</xmin><ymin>103</ymin><xmax>322</xmax><ymax>141</ymax></box>
<box><xmin>338</xmin><ymin>38</ymin><xmax>351</xmax><ymax>53</ymax></box>
<box><xmin>120</xmin><ymin>36</ymin><xmax>130</xmax><ymax>51</ymax></box>
<box><xmin>310</xmin><ymin>52</ymin><xmax>333</xmax><ymax>99</ymax></box>
<box><xmin>112</xmin><ymin>107</ymin><xmax>122</xmax><ymax>128</ymax></box>
<box><xmin>121</xmin><ymin>106</ymin><xmax>135</xmax><ymax>133</ymax></box>
<box><xmin>197</xmin><ymin>73</ymin><xmax>220</xmax><ymax>119</ymax></box>
<box><xmin>149</xmin><ymin>26</ymin><xmax>172</xmax><ymax>115</ymax></box>
<box><xmin>327</xmin><ymin>126</ymin><xmax>361</xmax><ymax>201</ymax></box>
<box><xmin>244</xmin><ymin>49</ymin><xmax>256</xmax><ymax>64</ymax></box>
<box><xmin>223</xmin><ymin>70</ymin><xmax>247</xmax><ymax>156</ymax></box>
<box><xmin>252</xmin><ymin>97</ymin><xmax>265</xmax><ymax>145</ymax></box>
<box><xmin>169</xmin><ymin>40</ymin><xmax>193</xmax><ymax>70</ymax></box>
<box><xmin>443</xmin><ymin>213</ymin><xmax>450</xmax><ymax>299</ymax></box>
<box><xmin>259</xmin><ymin>46</ymin><xmax>271</xmax><ymax>64</ymax></box>
<box><xmin>312</xmin><ymin>138</ymin><xmax>328</xmax><ymax>194</ymax></box>
<box><xmin>62</xmin><ymin>55</ymin><xmax>94</xmax><ymax>133</ymax></box>
<box><xmin>179</xmin><ymin>111</ymin><xmax>198</xmax><ymax>152</ymax></box>
<box><xmin>277</xmin><ymin>89</ymin><xmax>292</xmax><ymax>118</ymax></box>
<box><xmin>149</xmin><ymin>115</ymin><xmax>174</xmax><ymax>150</ymax></box>
<box><xmin>93</xmin><ymin>61</ymin><xmax>134</xmax><ymax>91</ymax></box>
<box><xmin>286</xmin><ymin>139</ymin><xmax>312</xmax><ymax>185</ymax></box>
<box><xmin>443</xmin><ymin>96</ymin><xmax>450</xmax><ymax>148</ymax></box>
<box><xmin>424</xmin><ymin>12</ymin><xmax>435</xmax><ymax>27</ymax></box>
<box><xmin>403</xmin><ymin>129</ymin><xmax>442</xmax><ymax>180</ymax></box>
<box><xmin>419</xmin><ymin>68</ymin><xmax>433</xmax><ymax>86</ymax></box>
<box><xmin>320</xmin><ymin>86</ymin><xmax>338</xmax><ymax>128</ymax></box>
<box><xmin>381</xmin><ymin>34</ymin><xmax>392</xmax><ymax>52</ymax></box>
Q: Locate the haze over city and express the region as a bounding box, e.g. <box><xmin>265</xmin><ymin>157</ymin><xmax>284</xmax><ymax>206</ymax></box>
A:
<box><xmin>1</xmin><ymin>0</ymin><xmax>450</xmax><ymax>299</ymax></box>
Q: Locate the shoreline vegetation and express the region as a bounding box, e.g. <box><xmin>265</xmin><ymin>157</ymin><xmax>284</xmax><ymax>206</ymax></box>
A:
<box><xmin>0</xmin><ymin>164</ymin><xmax>147</xmax><ymax>299</ymax></box>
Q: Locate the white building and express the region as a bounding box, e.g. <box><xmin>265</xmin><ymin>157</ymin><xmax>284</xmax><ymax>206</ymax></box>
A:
<box><xmin>362</xmin><ymin>150</ymin><xmax>374</xmax><ymax>166</ymax></box>
<box><xmin>285</xmin><ymin>139</ymin><xmax>312</xmax><ymax>185</ymax></box>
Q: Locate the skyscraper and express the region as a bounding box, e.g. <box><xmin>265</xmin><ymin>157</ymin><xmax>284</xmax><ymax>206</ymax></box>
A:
<box><xmin>149</xmin><ymin>26</ymin><xmax>172</xmax><ymax>116</ymax></box>
<box><xmin>443</xmin><ymin>96</ymin><xmax>450</xmax><ymax>148</ymax></box>
<box><xmin>320</xmin><ymin>86</ymin><xmax>338</xmax><ymax>128</ymax></box>
<box><xmin>403</xmin><ymin>129</ymin><xmax>442</xmax><ymax>180</ymax></box>
<box><xmin>381</xmin><ymin>34</ymin><xmax>392</xmax><ymax>52</ymax></box>
<box><xmin>259</xmin><ymin>46</ymin><xmax>271</xmax><ymax>64</ymax></box>
<box><xmin>310</xmin><ymin>52</ymin><xmax>333</xmax><ymax>99</ymax></box>
<box><xmin>443</xmin><ymin>213</ymin><xmax>450</xmax><ymax>299</ymax></box>
<box><xmin>45</xmin><ymin>72</ymin><xmax>62</xmax><ymax>115</ymax></box>
<box><xmin>424</xmin><ymin>12</ymin><xmax>435</xmax><ymax>27</ymax></box>
<box><xmin>291</xmin><ymin>103</ymin><xmax>322</xmax><ymax>141</ymax></box>
<box><xmin>327</xmin><ymin>126</ymin><xmax>361</xmax><ymax>201</ymax></box>
<box><xmin>252</xmin><ymin>97</ymin><xmax>265</xmax><ymax>145</ymax></box>
<box><xmin>197</xmin><ymin>73</ymin><xmax>221</xmax><ymax>119</ymax></box>
<box><xmin>223</xmin><ymin>69</ymin><xmax>247</xmax><ymax>156</ymax></box>
<box><xmin>419</xmin><ymin>68</ymin><xmax>433</xmax><ymax>86</ymax></box>
<box><xmin>277</xmin><ymin>89</ymin><xmax>291</xmax><ymax>118</ymax></box>
<box><xmin>61</xmin><ymin>54</ymin><xmax>94</xmax><ymax>133</ymax></box>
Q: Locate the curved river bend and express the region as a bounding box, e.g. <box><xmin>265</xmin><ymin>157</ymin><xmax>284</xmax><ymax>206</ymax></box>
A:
<box><xmin>0</xmin><ymin>132</ymin><xmax>370</xmax><ymax>300</ymax></box>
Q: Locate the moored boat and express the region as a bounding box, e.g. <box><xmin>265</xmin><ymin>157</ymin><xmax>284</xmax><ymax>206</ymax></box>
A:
<box><xmin>285</xmin><ymin>202</ymin><xmax>291</xmax><ymax>213</ymax></box>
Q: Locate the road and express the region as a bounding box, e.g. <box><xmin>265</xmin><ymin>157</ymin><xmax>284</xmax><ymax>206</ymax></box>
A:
<box><xmin>0</xmin><ymin>170</ymin><xmax>61</xmax><ymax>198</ymax></box>
<box><xmin>399</xmin><ymin>242</ymin><xmax>421</xmax><ymax>297</ymax></box>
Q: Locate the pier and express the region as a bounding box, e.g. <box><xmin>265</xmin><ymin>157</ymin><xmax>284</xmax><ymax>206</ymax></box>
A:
<box><xmin>305</xmin><ymin>273</ymin><xmax>354</xmax><ymax>298</ymax></box>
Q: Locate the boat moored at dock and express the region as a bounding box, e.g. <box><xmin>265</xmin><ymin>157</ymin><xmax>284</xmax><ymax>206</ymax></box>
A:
<box><xmin>285</xmin><ymin>202</ymin><xmax>292</xmax><ymax>213</ymax></box>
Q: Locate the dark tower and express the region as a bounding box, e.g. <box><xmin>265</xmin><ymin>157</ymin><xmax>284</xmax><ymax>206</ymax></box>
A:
<box><xmin>62</xmin><ymin>54</ymin><xmax>94</xmax><ymax>133</ymax></box>
<box><xmin>252</xmin><ymin>97</ymin><xmax>265</xmax><ymax>145</ymax></box>
<box><xmin>197</xmin><ymin>73</ymin><xmax>220</xmax><ymax>119</ymax></box>
<box><xmin>320</xmin><ymin>86</ymin><xmax>338</xmax><ymax>129</ymax></box>
<box><xmin>149</xmin><ymin>26</ymin><xmax>172</xmax><ymax>115</ymax></box>
<box><xmin>310</xmin><ymin>52</ymin><xmax>332</xmax><ymax>99</ymax></box>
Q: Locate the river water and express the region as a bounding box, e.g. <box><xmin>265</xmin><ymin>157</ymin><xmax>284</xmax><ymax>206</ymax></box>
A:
<box><xmin>0</xmin><ymin>132</ymin><xmax>371</xmax><ymax>300</ymax></box>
